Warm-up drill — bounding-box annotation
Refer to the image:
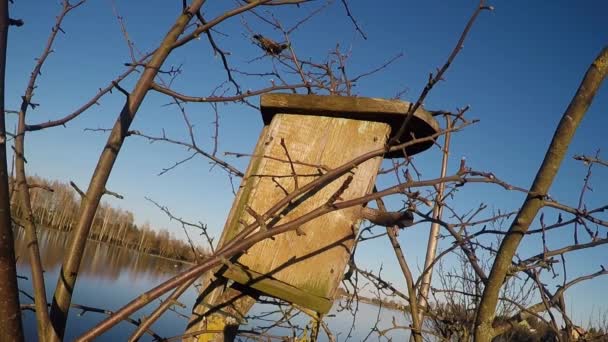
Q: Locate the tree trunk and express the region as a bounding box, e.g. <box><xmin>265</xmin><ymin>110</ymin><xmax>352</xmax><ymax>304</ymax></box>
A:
<box><xmin>0</xmin><ymin>1</ymin><xmax>24</xmax><ymax>339</ymax></box>
<box><xmin>474</xmin><ymin>46</ymin><xmax>608</xmax><ymax>341</ymax></box>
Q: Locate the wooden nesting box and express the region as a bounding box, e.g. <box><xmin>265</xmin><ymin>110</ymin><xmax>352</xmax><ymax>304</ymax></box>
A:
<box><xmin>218</xmin><ymin>93</ymin><xmax>438</xmax><ymax>313</ymax></box>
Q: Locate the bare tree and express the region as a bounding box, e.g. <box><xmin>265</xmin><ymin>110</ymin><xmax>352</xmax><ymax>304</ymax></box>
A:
<box><xmin>474</xmin><ymin>46</ymin><xmax>608</xmax><ymax>342</ymax></box>
<box><xmin>0</xmin><ymin>0</ymin><xmax>24</xmax><ymax>339</ymax></box>
<box><xmin>0</xmin><ymin>1</ymin><xmax>606</xmax><ymax>341</ymax></box>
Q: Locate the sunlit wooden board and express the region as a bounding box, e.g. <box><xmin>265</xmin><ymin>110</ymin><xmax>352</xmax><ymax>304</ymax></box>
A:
<box><xmin>221</xmin><ymin>110</ymin><xmax>390</xmax><ymax>313</ymax></box>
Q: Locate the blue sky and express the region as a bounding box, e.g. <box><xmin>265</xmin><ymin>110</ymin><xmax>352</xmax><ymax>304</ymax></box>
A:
<box><xmin>6</xmin><ymin>0</ymin><xmax>608</xmax><ymax>324</ymax></box>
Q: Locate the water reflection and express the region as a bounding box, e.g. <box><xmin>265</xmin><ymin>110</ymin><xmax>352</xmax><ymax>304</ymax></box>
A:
<box><xmin>244</xmin><ymin>300</ymin><xmax>413</xmax><ymax>341</ymax></box>
<box><xmin>15</xmin><ymin>227</ymin><xmax>194</xmax><ymax>341</ymax></box>
<box><xmin>14</xmin><ymin>227</ymin><xmax>190</xmax><ymax>282</ymax></box>
<box><xmin>14</xmin><ymin>227</ymin><xmax>410</xmax><ymax>341</ymax></box>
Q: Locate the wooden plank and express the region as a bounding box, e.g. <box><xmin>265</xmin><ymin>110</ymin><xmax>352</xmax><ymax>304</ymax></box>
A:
<box><xmin>224</xmin><ymin>264</ymin><xmax>333</xmax><ymax>313</ymax></box>
<box><xmin>185</xmin><ymin>128</ymin><xmax>270</xmax><ymax>341</ymax></box>
<box><xmin>260</xmin><ymin>93</ymin><xmax>439</xmax><ymax>157</ymax></box>
<box><xmin>221</xmin><ymin>113</ymin><xmax>390</xmax><ymax>312</ymax></box>
<box><xmin>185</xmin><ymin>283</ymin><xmax>256</xmax><ymax>342</ymax></box>
<box><xmin>217</xmin><ymin>126</ymin><xmax>270</xmax><ymax>246</ymax></box>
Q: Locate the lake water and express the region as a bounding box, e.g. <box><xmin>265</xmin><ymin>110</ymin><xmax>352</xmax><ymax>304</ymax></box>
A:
<box><xmin>14</xmin><ymin>228</ymin><xmax>411</xmax><ymax>341</ymax></box>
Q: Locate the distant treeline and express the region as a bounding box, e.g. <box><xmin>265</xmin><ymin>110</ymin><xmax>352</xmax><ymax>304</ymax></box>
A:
<box><xmin>11</xmin><ymin>175</ymin><xmax>203</xmax><ymax>262</ymax></box>
<box><xmin>334</xmin><ymin>287</ymin><xmax>407</xmax><ymax>312</ymax></box>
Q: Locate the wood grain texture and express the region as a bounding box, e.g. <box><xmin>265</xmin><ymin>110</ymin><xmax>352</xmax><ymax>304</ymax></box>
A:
<box><xmin>185</xmin><ymin>128</ymin><xmax>270</xmax><ymax>341</ymax></box>
<box><xmin>221</xmin><ymin>113</ymin><xmax>390</xmax><ymax>312</ymax></box>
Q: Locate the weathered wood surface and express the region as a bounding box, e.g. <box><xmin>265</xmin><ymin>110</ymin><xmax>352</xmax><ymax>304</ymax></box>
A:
<box><xmin>261</xmin><ymin>93</ymin><xmax>439</xmax><ymax>157</ymax></box>
<box><xmin>221</xmin><ymin>113</ymin><xmax>390</xmax><ymax>312</ymax></box>
<box><xmin>185</xmin><ymin>277</ymin><xmax>257</xmax><ymax>342</ymax></box>
<box><xmin>185</xmin><ymin>93</ymin><xmax>440</xmax><ymax>341</ymax></box>
<box><xmin>184</xmin><ymin>128</ymin><xmax>271</xmax><ymax>342</ymax></box>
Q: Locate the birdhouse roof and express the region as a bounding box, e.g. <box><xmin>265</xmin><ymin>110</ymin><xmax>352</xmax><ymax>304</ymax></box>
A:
<box><xmin>260</xmin><ymin>93</ymin><xmax>440</xmax><ymax>158</ymax></box>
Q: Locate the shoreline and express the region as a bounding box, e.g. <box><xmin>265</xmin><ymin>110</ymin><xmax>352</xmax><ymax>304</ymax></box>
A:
<box><xmin>13</xmin><ymin>222</ymin><xmax>197</xmax><ymax>265</ymax></box>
